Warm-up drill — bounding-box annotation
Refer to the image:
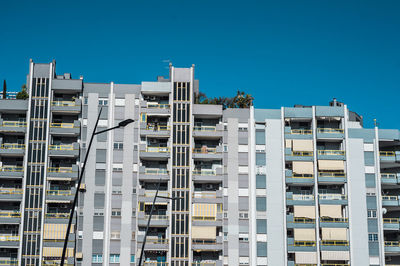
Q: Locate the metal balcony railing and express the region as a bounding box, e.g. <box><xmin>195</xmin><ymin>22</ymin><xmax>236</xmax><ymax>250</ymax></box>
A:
<box><xmin>381</xmin><ymin>173</ymin><xmax>397</xmax><ymax>179</ymax></box>
<box><xmin>193</xmin><ymin>169</ymin><xmax>216</xmax><ymax>176</ymax></box>
<box><xmin>289</xmin><ymin>174</ymin><xmax>314</xmax><ymax>178</ymax></box>
<box><xmin>291</xmin><ymin>241</ymin><xmax>316</xmax><ymax>246</ymax></box>
<box><xmin>291</xmin><ymin>151</ymin><xmax>313</xmax><ymax>156</ymax></box>
<box><xmin>193</xmin><ymin>126</ymin><xmax>217</xmax><ymax>132</ymax></box>
<box><xmin>0</xmin><ymin>259</ymin><xmax>18</xmax><ymax>265</ymax></box>
<box><xmin>45</xmin><ymin>213</ymin><xmax>70</xmax><ymax>219</ymax></box>
<box><xmin>193</xmin><ymin>192</ymin><xmax>218</xmax><ymax>198</ymax></box>
<box><xmin>51</xmin><ymin>100</ymin><xmax>78</xmax><ymax>106</ymax></box>
<box><xmin>383</xmin><ymin>218</ymin><xmax>399</xmax><ymax>224</ymax></box>
<box><xmin>0</xmin><ymin>144</ymin><xmax>25</xmax><ymax>150</ymax></box>
<box><xmin>290</xmin><ymin>129</ymin><xmax>312</xmax><ymax>135</ymax></box>
<box><xmin>0</xmin><ymin>211</ymin><xmax>21</xmax><ymax>218</ymax></box>
<box><xmin>318</xmin><ymin>171</ymin><xmax>346</xmax><ymax>178</ymax></box>
<box><xmin>382</xmin><ymin>195</ymin><xmax>398</xmax><ymax>201</ymax></box>
<box><xmin>147</xmin><ymin>103</ymin><xmax>170</xmax><ymax>109</ymax></box>
<box><xmin>0</xmin><ymin>166</ymin><xmax>23</xmax><ymax>172</ymax></box>
<box><xmin>318</xmin><ymin>194</ymin><xmax>347</xmax><ymax>200</ymax></box>
<box><xmin>318</xmin><ymin>150</ymin><xmax>345</xmax><ymax>156</ymax></box>
<box><xmin>380</xmin><ymin>151</ymin><xmax>396</xmax><ymax>157</ymax></box>
<box><xmin>293</xmin><ymin>217</ymin><xmax>315</xmax><ymax>224</ymax></box>
<box><xmin>192</xmin><ymin>239</ymin><xmax>217</xmax><ymax>245</ymax></box>
<box><xmin>0</xmin><ymin>188</ymin><xmax>23</xmax><ymax>195</ymax></box>
<box><xmin>145</xmin><ymin>168</ymin><xmax>168</xmax><ymax>175</ymax></box>
<box><xmin>192</xmin><ymin>216</ymin><xmax>216</xmax><ymax>221</ymax></box>
<box><xmin>0</xmin><ymin>235</ymin><xmax>19</xmax><ymax>241</ymax></box>
<box><xmin>46</xmin><ymin>190</ymin><xmax>72</xmax><ymax>196</ymax></box>
<box><xmin>385</xmin><ymin>241</ymin><xmax>400</xmax><ymax>247</ymax></box>
<box><xmin>321</xmin><ymin>240</ymin><xmax>349</xmax><ymax>246</ymax></box>
<box><xmin>193</xmin><ymin>147</ymin><xmax>217</xmax><ymax>154</ymax></box>
<box><xmin>50</xmin><ymin>123</ymin><xmax>77</xmax><ymax>128</ymax></box>
<box><xmin>47</xmin><ymin>167</ymin><xmax>74</xmax><ymax>173</ymax></box>
<box><xmin>290</xmin><ymin>194</ymin><xmax>314</xmax><ymax>201</ymax></box>
<box><xmin>0</xmin><ymin>121</ymin><xmax>26</xmax><ymax>127</ymax></box>
<box><xmin>320</xmin><ymin>217</ymin><xmax>348</xmax><ymax>223</ymax></box>
<box><xmin>143</xmin><ymin>262</ymin><xmax>168</xmax><ymax>266</ymax></box>
<box><xmin>48</xmin><ymin>144</ymin><xmax>75</xmax><ymax>150</ymax></box>
<box><xmin>146</xmin><ymin>147</ymin><xmax>169</xmax><ymax>153</ymax></box>
<box><xmin>317</xmin><ymin>128</ymin><xmax>344</xmax><ymax>134</ymax></box>
<box><xmin>146</xmin><ymin>125</ymin><xmax>170</xmax><ymax>131</ymax></box>
<box><xmin>144</xmin><ymin>191</ymin><xmax>169</xmax><ymax>198</ymax></box>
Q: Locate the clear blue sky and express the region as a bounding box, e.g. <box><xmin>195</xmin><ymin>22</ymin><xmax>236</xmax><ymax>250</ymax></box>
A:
<box><xmin>1</xmin><ymin>0</ymin><xmax>399</xmax><ymax>128</ymax></box>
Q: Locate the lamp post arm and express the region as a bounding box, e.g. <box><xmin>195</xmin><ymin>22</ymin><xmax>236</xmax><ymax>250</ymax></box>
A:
<box><xmin>60</xmin><ymin>108</ymin><xmax>102</xmax><ymax>266</ymax></box>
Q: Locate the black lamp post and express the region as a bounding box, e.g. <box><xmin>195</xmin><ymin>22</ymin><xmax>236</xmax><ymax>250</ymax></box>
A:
<box><xmin>60</xmin><ymin>108</ymin><xmax>134</xmax><ymax>266</ymax></box>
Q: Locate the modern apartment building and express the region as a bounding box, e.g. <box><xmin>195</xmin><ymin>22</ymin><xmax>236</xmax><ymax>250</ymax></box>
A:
<box><xmin>0</xmin><ymin>60</ymin><xmax>398</xmax><ymax>266</ymax></box>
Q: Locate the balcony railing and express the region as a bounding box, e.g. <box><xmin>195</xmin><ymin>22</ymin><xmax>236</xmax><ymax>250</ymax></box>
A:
<box><xmin>193</xmin><ymin>147</ymin><xmax>217</xmax><ymax>154</ymax></box>
<box><xmin>1</xmin><ymin>121</ymin><xmax>26</xmax><ymax>127</ymax></box>
<box><xmin>292</xmin><ymin>241</ymin><xmax>316</xmax><ymax>246</ymax></box>
<box><xmin>383</xmin><ymin>218</ymin><xmax>399</xmax><ymax>224</ymax></box>
<box><xmin>0</xmin><ymin>166</ymin><xmax>23</xmax><ymax>172</ymax></box>
<box><xmin>321</xmin><ymin>240</ymin><xmax>349</xmax><ymax>246</ymax></box>
<box><xmin>47</xmin><ymin>167</ymin><xmax>74</xmax><ymax>173</ymax></box>
<box><xmin>381</xmin><ymin>173</ymin><xmax>397</xmax><ymax>179</ymax></box>
<box><xmin>48</xmin><ymin>144</ymin><xmax>74</xmax><ymax>150</ymax></box>
<box><xmin>382</xmin><ymin>195</ymin><xmax>398</xmax><ymax>201</ymax></box>
<box><xmin>192</xmin><ymin>216</ymin><xmax>217</xmax><ymax>221</ymax></box>
<box><xmin>146</xmin><ymin>147</ymin><xmax>169</xmax><ymax>153</ymax></box>
<box><xmin>0</xmin><ymin>259</ymin><xmax>18</xmax><ymax>265</ymax></box>
<box><xmin>46</xmin><ymin>190</ymin><xmax>72</xmax><ymax>196</ymax></box>
<box><xmin>50</xmin><ymin>123</ymin><xmax>76</xmax><ymax>128</ymax></box>
<box><xmin>290</xmin><ymin>174</ymin><xmax>314</xmax><ymax>178</ymax></box>
<box><xmin>0</xmin><ymin>235</ymin><xmax>19</xmax><ymax>241</ymax></box>
<box><xmin>0</xmin><ymin>144</ymin><xmax>25</xmax><ymax>150</ymax></box>
<box><xmin>51</xmin><ymin>100</ymin><xmax>77</xmax><ymax>106</ymax></box>
<box><xmin>192</xmin><ymin>263</ymin><xmax>216</xmax><ymax>266</ymax></box>
<box><xmin>293</xmin><ymin>217</ymin><xmax>315</xmax><ymax>223</ymax></box>
<box><xmin>146</xmin><ymin>238</ymin><xmax>169</xmax><ymax>244</ymax></box>
<box><xmin>192</xmin><ymin>239</ymin><xmax>217</xmax><ymax>245</ymax></box>
<box><xmin>45</xmin><ymin>213</ymin><xmax>70</xmax><ymax>219</ymax></box>
<box><xmin>144</xmin><ymin>191</ymin><xmax>169</xmax><ymax>198</ymax></box>
<box><xmin>291</xmin><ymin>151</ymin><xmax>313</xmax><ymax>156</ymax></box>
<box><xmin>0</xmin><ymin>188</ymin><xmax>23</xmax><ymax>195</ymax></box>
<box><xmin>380</xmin><ymin>151</ymin><xmax>396</xmax><ymax>157</ymax></box>
<box><xmin>145</xmin><ymin>168</ymin><xmax>168</xmax><ymax>175</ymax></box>
<box><xmin>385</xmin><ymin>241</ymin><xmax>400</xmax><ymax>247</ymax></box>
<box><xmin>193</xmin><ymin>169</ymin><xmax>216</xmax><ymax>176</ymax></box>
<box><xmin>146</xmin><ymin>125</ymin><xmax>170</xmax><ymax>131</ymax></box>
<box><xmin>143</xmin><ymin>262</ymin><xmax>168</xmax><ymax>266</ymax></box>
<box><xmin>318</xmin><ymin>171</ymin><xmax>346</xmax><ymax>178</ymax></box>
<box><xmin>318</xmin><ymin>150</ymin><xmax>345</xmax><ymax>156</ymax></box>
<box><xmin>193</xmin><ymin>192</ymin><xmax>218</xmax><ymax>198</ymax></box>
<box><xmin>317</xmin><ymin>128</ymin><xmax>344</xmax><ymax>134</ymax></box>
<box><xmin>147</xmin><ymin>103</ymin><xmax>170</xmax><ymax>109</ymax></box>
<box><xmin>144</xmin><ymin>214</ymin><xmax>168</xmax><ymax>220</ymax></box>
<box><xmin>290</xmin><ymin>194</ymin><xmax>314</xmax><ymax>201</ymax></box>
<box><xmin>290</xmin><ymin>129</ymin><xmax>312</xmax><ymax>135</ymax></box>
<box><xmin>0</xmin><ymin>211</ymin><xmax>21</xmax><ymax>218</ymax></box>
<box><xmin>193</xmin><ymin>126</ymin><xmax>217</xmax><ymax>132</ymax></box>
<box><xmin>320</xmin><ymin>217</ymin><xmax>348</xmax><ymax>223</ymax></box>
<box><xmin>318</xmin><ymin>194</ymin><xmax>347</xmax><ymax>200</ymax></box>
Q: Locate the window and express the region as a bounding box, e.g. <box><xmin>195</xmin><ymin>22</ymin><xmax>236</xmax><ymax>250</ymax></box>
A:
<box><xmin>257</xmin><ymin>242</ymin><xmax>267</xmax><ymax>257</ymax></box>
<box><xmin>110</xmin><ymin>231</ymin><xmax>120</xmax><ymax>239</ymax></box>
<box><xmin>256</xmin><ymin>175</ymin><xmax>266</xmax><ymax>189</ymax></box>
<box><xmin>99</xmin><ymin>99</ymin><xmax>108</xmax><ymax>106</ymax></box>
<box><xmin>111</xmin><ymin>208</ymin><xmax>121</xmax><ymax>217</ymax></box>
<box><xmin>84</xmin><ymin>97</ymin><xmax>88</xmax><ymax>105</ymax></box>
<box><xmin>223</xmin><ymin>145</ymin><xmax>228</xmax><ymax>152</ymax></box>
<box><xmin>256</xmin><ymin>197</ymin><xmax>266</xmax><ymax>211</ymax></box>
<box><xmin>256</xmin><ymin>219</ymin><xmax>267</xmax><ymax>234</ymax></box>
<box><xmin>132</xmin><ymin>209</ymin><xmax>136</xmax><ymax>217</ymax></box>
<box><xmin>239</xmin><ymin>236</ymin><xmax>249</xmax><ymax>242</ymax></box>
<box><xmin>130</xmin><ymin>255</ymin><xmax>135</xmax><ymax>263</ymax></box>
<box><xmin>224</xmin><ymin>212</ymin><xmax>228</xmax><ymax>219</ymax></box>
<box><xmin>92</xmin><ymin>254</ymin><xmax>103</xmax><ymax>263</ymax></box>
<box><xmin>224</xmin><ymin>232</ymin><xmax>228</xmax><ymax>241</ymax></box>
<box><xmin>367</xmin><ymin>210</ymin><xmax>377</xmax><ymax>218</ymax></box>
<box><xmin>239</xmin><ymin>212</ymin><xmax>249</xmax><ymax>219</ymax></box>
<box><xmin>368</xmin><ymin>233</ymin><xmax>378</xmax><ymax>242</ymax></box>
<box><xmin>110</xmin><ymin>254</ymin><xmax>120</xmax><ymax>263</ymax></box>
<box><xmin>112</xmin><ymin>187</ymin><xmax>122</xmax><ymax>195</ymax></box>
<box><xmin>94</xmin><ymin>209</ymin><xmax>104</xmax><ymax>216</ymax></box>
<box><xmin>113</xmin><ymin>142</ymin><xmax>123</xmax><ymax>150</ymax></box>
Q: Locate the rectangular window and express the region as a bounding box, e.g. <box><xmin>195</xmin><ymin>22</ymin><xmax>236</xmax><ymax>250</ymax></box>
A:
<box><xmin>84</xmin><ymin>97</ymin><xmax>88</xmax><ymax>105</ymax></box>
<box><xmin>110</xmin><ymin>254</ymin><xmax>120</xmax><ymax>263</ymax></box>
<box><xmin>367</xmin><ymin>210</ymin><xmax>377</xmax><ymax>218</ymax></box>
<box><xmin>257</xmin><ymin>242</ymin><xmax>267</xmax><ymax>257</ymax></box>
<box><xmin>113</xmin><ymin>142</ymin><xmax>123</xmax><ymax>150</ymax></box>
<box><xmin>130</xmin><ymin>255</ymin><xmax>135</xmax><ymax>263</ymax></box>
<box><xmin>99</xmin><ymin>99</ymin><xmax>108</xmax><ymax>106</ymax></box>
<box><xmin>92</xmin><ymin>254</ymin><xmax>103</xmax><ymax>263</ymax></box>
<box><xmin>256</xmin><ymin>219</ymin><xmax>267</xmax><ymax>234</ymax></box>
<box><xmin>256</xmin><ymin>175</ymin><xmax>266</xmax><ymax>189</ymax></box>
<box><xmin>368</xmin><ymin>233</ymin><xmax>378</xmax><ymax>242</ymax></box>
<box><xmin>111</xmin><ymin>208</ymin><xmax>121</xmax><ymax>217</ymax></box>
<box><xmin>110</xmin><ymin>231</ymin><xmax>120</xmax><ymax>239</ymax></box>
<box><xmin>112</xmin><ymin>187</ymin><xmax>122</xmax><ymax>195</ymax></box>
<box><xmin>256</xmin><ymin>197</ymin><xmax>266</xmax><ymax>211</ymax></box>
<box><xmin>239</xmin><ymin>212</ymin><xmax>249</xmax><ymax>219</ymax></box>
<box><xmin>94</xmin><ymin>209</ymin><xmax>104</xmax><ymax>216</ymax></box>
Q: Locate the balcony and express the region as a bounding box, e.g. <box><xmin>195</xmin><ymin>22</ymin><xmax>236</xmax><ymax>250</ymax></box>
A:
<box><xmin>285</xmin><ymin>150</ymin><xmax>314</xmax><ymax>162</ymax></box>
<box><xmin>193</xmin><ymin>124</ymin><xmax>223</xmax><ymax>138</ymax></box>
<box><xmin>319</xmin><ymin>217</ymin><xmax>348</xmax><ymax>228</ymax></box>
<box><xmin>0</xmin><ymin>144</ymin><xmax>25</xmax><ymax>156</ymax></box>
<box><xmin>48</xmin><ymin>143</ymin><xmax>79</xmax><ymax>158</ymax></box>
<box><xmin>385</xmin><ymin>241</ymin><xmax>400</xmax><ymax>254</ymax></box>
<box><xmin>0</xmin><ymin>211</ymin><xmax>21</xmax><ymax>224</ymax></box>
<box><xmin>286</xmin><ymin>193</ymin><xmax>315</xmax><ymax>206</ymax></box>
<box><xmin>318</xmin><ymin>171</ymin><xmax>346</xmax><ymax>184</ymax></box>
<box><xmin>137</xmin><ymin>212</ymin><xmax>169</xmax><ymax>227</ymax></box>
<box><xmin>192</xmin><ymin>146</ymin><xmax>223</xmax><ymax>160</ymax></box>
<box><xmin>137</xmin><ymin>236</ymin><xmax>169</xmax><ymax>250</ymax></box>
<box><xmin>143</xmin><ymin>262</ymin><xmax>168</xmax><ymax>266</ymax></box>
<box><xmin>192</xmin><ymin>191</ymin><xmax>223</xmax><ymax>204</ymax></box>
<box><xmin>140</xmin><ymin>123</ymin><xmax>170</xmax><ymax>137</ymax></box>
<box><xmin>287</xmin><ymin>238</ymin><xmax>316</xmax><ymax>252</ymax></box>
<box><xmin>45</xmin><ymin>212</ymin><xmax>70</xmax><ymax>223</ymax></box>
<box><xmin>381</xmin><ymin>173</ymin><xmax>400</xmax><ymax>185</ymax></box>
<box><xmin>0</xmin><ymin>259</ymin><xmax>18</xmax><ymax>265</ymax></box>
<box><xmin>320</xmin><ymin>240</ymin><xmax>349</xmax><ymax>251</ymax></box>
<box><xmin>0</xmin><ymin>120</ymin><xmax>27</xmax><ymax>134</ymax></box>
<box><xmin>191</xmin><ymin>237</ymin><xmax>223</xmax><ymax>251</ymax></box>
<box><xmin>192</xmin><ymin>168</ymin><xmax>223</xmax><ymax>182</ymax></box>
<box><xmin>0</xmin><ymin>166</ymin><xmax>23</xmax><ymax>179</ymax></box>
<box><xmin>285</xmin><ymin>127</ymin><xmax>313</xmax><ymax>140</ymax></box>
<box><xmin>317</xmin><ymin>150</ymin><xmax>346</xmax><ymax>160</ymax></box>
<box><xmin>47</xmin><ymin>165</ymin><xmax>79</xmax><ymax>181</ymax></box>
<box><xmin>285</xmin><ymin>170</ymin><xmax>314</xmax><ymax>185</ymax></box>
<box><xmin>49</xmin><ymin>121</ymin><xmax>80</xmax><ymax>136</ymax></box>
<box><xmin>139</xmin><ymin>167</ymin><xmax>169</xmax><ymax>181</ymax></box>
<box><xmin>51</xmin><ymin>99</ymin><xmax>81</xmax><ymax>114</ymax></box>
<box><xmin>140</xmin><ymin>145</ymin><xmax>170</xmax><ymax>159</ymax></box>
<box><xmin>286</xmin><ymin>214</ymin><xmax>315</xmax><ymax>229</ymax></box>
<box><xmin>142</xmin><ymin>102</ymin><xmax>170</xmax><ymax>115</ymax></box>
<box><xmin>380</xmin><ymin>151</ymin><xmax>400</xmax><ymax>163</ymax></box>
<box><xmin>192</xmin><ymin>213</ymin><xmax>222</xmax><ymax>227</ymax></box>
<box><xmin>318</xmin><ymin>194</ymin><xmax>347</xmax><ymax>205</ymax></box>
<box><xmin>45</xmin><ymin>188</ymin><xmax>75</xmax><ymax>203</ymax></box>
<box><xmin>382</xmin><ymin>195</ymin><xmax>400</xmax><ymax>207</ymax></box>
<box><xmin>383</xmin><ymin>218</ymin><xmax>400</xmax><ymax>231</ymax></box>
<box><xmin>192</xmin><ymin>262</ymin><xmax>217</xmax><ymax>266</ymax></box>
<box><xmin>139</xmin><ymin>190</ymin><xmax>170</xmax><ymax>203</ymax></box>
<box><xmin>0</xmin><ymin>235</ymin><xmax>19</xmax><ymax>247</ymax></box>
<box><xmin>316</xmin><ymin>128</ymin><xmax>344</xmax><ymax>139</ymax></box>
<box><xmin>0</xmin><ymin>188</ymin><xmax>23</xmax><ymax>201</ymax></box>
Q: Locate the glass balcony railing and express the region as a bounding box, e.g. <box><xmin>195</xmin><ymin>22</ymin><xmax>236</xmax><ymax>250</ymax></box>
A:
<box><xmin>293</xmin><ymin>217</ymin><xmax>315</xmax><ymax>223</ymax></box>
<box><xmin>318</xmin><ymin>171</ymin><xmax>346</xmax><ymax>178</ymax></box>
<box><xmin>193</xmin><ymin>192</ymin><xmax>218</xmax><ymax>198</ymax></box>
<box><xmin>145</xmin><ymin>168</ymin><xmax>168</xmax><ymax>175</ymax></box>
<box><xmin>192</xmin><ymin>239</ymin><xmax>217</xmax><ymax>245</ymax></box>
<box><xmin>318</xmin><ymin>194</ymin><xmax>347</xmax><ymax>200</ymax></box>
<box><xmin>0</xmin><ymin>235</ymin><xmax>19</xmax><ymax>241</ymax></box>
<box><xmin>0</xmin><ymin>144</ymin><xmax>25</xmax><ymax>150</ymax></box>
<box><xmin>321</xmin><ymin>240</ymin><xmax>349</xmax><ymax>246</ymax></box>
<box><xmin>46</xmin><ymin>190</ymin><xmax>72</xmax><ymax>196</ymax></box>
<box><xmin>290</xmin><ymin>194</ymin><xmax>314</xmax><ymax>201</ymax></box>
<box><xmin>292</xmin><ymin>241</ymin><xmax>316</xmax><ymax>246</ymax></box>
<box><xmin>0</xmin><ymin>259</ymin><xmax>18</xmax><ymax>265</ymax></box>
<box><xmin>0</xmin><ymin>211</ymin><xmax>21</xmax><ymax>218</ymax></box>
<box><xmin>47</xmin><ymin>167</ymin><xmax>74</xmax><ymax>173</ymax></box>
<box><xmin>147</xmin><ymin>103</ymin><xmax>170</xmax><ymax>109</ymax></box>
<box><xmin>45</xmin><ymin>213</ymin><xmax>70</xmax><ymax>219</ymax></box>
<box><xmin>381</xmin><ymin>173</ymin><xmax>397</xmax><ymax>179</ymax></box>
<box><xmin>385</xmin><ymin>241</ymin><xmax>400</xmax><ymax>247</ymax></box>
<box><xmin>1</xmin><ymin>121</ymin><xmax>27</xmax><ymax>127</ymax></box>
<box><xmin>320</xmin><ymin>217</ymin><xmax>348</xmax><ymax>223</ymax></box>
<box><xmin>143</xmin><ymin>262</ymin><xmax>168</xmax><ymax>266</ymax></box>
<box><xmin>193</xmin><ymin>126</ymin><xmax>217</xmax><ymax>132</ymax></box>
<box><xmin>382</xmin><ymin>195</ymin><xmax>398</xmax><ymax>201</ymax></box>
<box><xmin>193</xmin><ymin>169</ymin><xmax>216</xmax><ymax>176</ymax></box>
<box><xmin>291</xmin><ymin>151</ymin><xmax>313</xmax><ymax>156</ymax></box>
<box><xmin>290</xmin><ymin>129</ymin><xmax>312</xmax><ymax>135</ymax></box>
<box><xmin>318</xmin><ymin>150</ymin><xmax>345</xmax><ymax>156</ymax></box>
<box><xmin>193</xmin><ymin>147</ymin><xmax>217</xmax><ymax>154</ymax></box>
<box><xmin>380</xmin><ymin>151</ymin><xmax>396</xmax><ymax>157</ymax></box>
<box><xmin>317</xmin><ymin>128</ymin><xmax>344</xmax><ymax>134</ymax></box>
<box><xmin>51</xmin><ymin>100</ymin><xmax>77</xmax><ymax>106</ymax></box>
<box><xmin>144</xmin><ymin>191</ymin><xmax>169</xmax><ymax>198</ymax></box>
<box><xmin>49</xmin><ymin>144</ymin><xmax>75</xmax><ymax>150</ymax></box>
<box><xmin>146</xmin><ymin>147</ymin><xmax>169</xmax><ymax>153</ymax></box>
<box><xmin>0</xmin><ymin>166</ymin><xmax>23</xmax><ymax>172</ymax></box>
<box><xmin>146</xmin><ymin>125</ymin><xmax>170</xmax><ymax>131</ymax></box>
<box><xmin>383</xmin><ymin>218</ymin><xmax>399</xmax><ymax>224</ymax></box>
<box><xmin>0</xmin><ymin>188</ymin><xmax>23</xmax><ymax>195</ymax></box>
<box><xmin>50</xmin><ymin>123</ymin><xmax>76</xmax><ymax>128</ymax></box>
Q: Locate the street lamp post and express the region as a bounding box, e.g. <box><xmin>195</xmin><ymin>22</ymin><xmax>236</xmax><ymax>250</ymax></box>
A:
<box><xmin>60</xmin><ymin>108</ymin><xmax>134</xmax><ymax>266</ymax></box>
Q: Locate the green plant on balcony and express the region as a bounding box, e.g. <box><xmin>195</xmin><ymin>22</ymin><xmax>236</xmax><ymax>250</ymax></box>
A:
<box><xmin>16</xmin><ymin>84</ymin><xmax>28</xmax><ymax>100</ymax></box>
<box><xmin>194</xmin><ymin>90</ymin><xmax>253</xmax><ymax>109</ymax></box>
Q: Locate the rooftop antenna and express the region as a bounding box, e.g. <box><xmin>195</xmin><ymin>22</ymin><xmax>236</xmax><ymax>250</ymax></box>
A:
<box><xmin>373</xmin><ymin>119</ymin><xmax>378</xmax><ymax>127</ymax></box>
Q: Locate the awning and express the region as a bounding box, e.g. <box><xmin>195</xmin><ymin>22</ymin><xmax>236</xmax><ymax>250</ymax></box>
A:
<box><xmin>42</xmin><ymin>247</ymin><xmax>74</xmax><ymax>257</ymax></box>
<box><xmin>193</xmin><ymin>203</ymin><xmax>217</xmax><ymax>217</ymax></box>
<box><xmin>295</xmin><ymin>252</ymin><xmax>317</xmax><ymax>264</ymax></box>
<box><xmin>321</xmin><ymin>250</ymin><xmax>350</xmax><ymax>260</ymax></box>
<box><xmin>44</xmin><ymin>223</ymin><xmax>73</xmax><ymax>240</ymax></box>
<box><xmin>321</xmin><ymin>228</ymin><xmax>348</xmax><ymax>240</ymax></box>
<box><xmin>320</xmin><ymin>205</ymin><xmax>342</xmax><ymax>218</ymax></box>
<box><xmin>294</xmin><ymin>229</ymin><xmax>315</xmax><ymax>241</ymax></box>
<box><xmin>192</xmin><ymin>226</ymin><xmax>216</xmax><ymax>239</ymax></box>
<box><xmin>293</xmin><ymin>161</ymin><xmax>314</xmax><ymax>175</ymax></box>
<box><xmin>318</xmin><ymin>160</ymin><xmax>345</xmax><ymax>171</ymax></box>
<box><xmin>294</xmin><ymin>206</ymin><xmax>315</xmax><ymax>219</ymax></box>
<box><xmin>292</xmin><ymin>140</ymin><xmax>313</xmax><ymax>152</ymax></box>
